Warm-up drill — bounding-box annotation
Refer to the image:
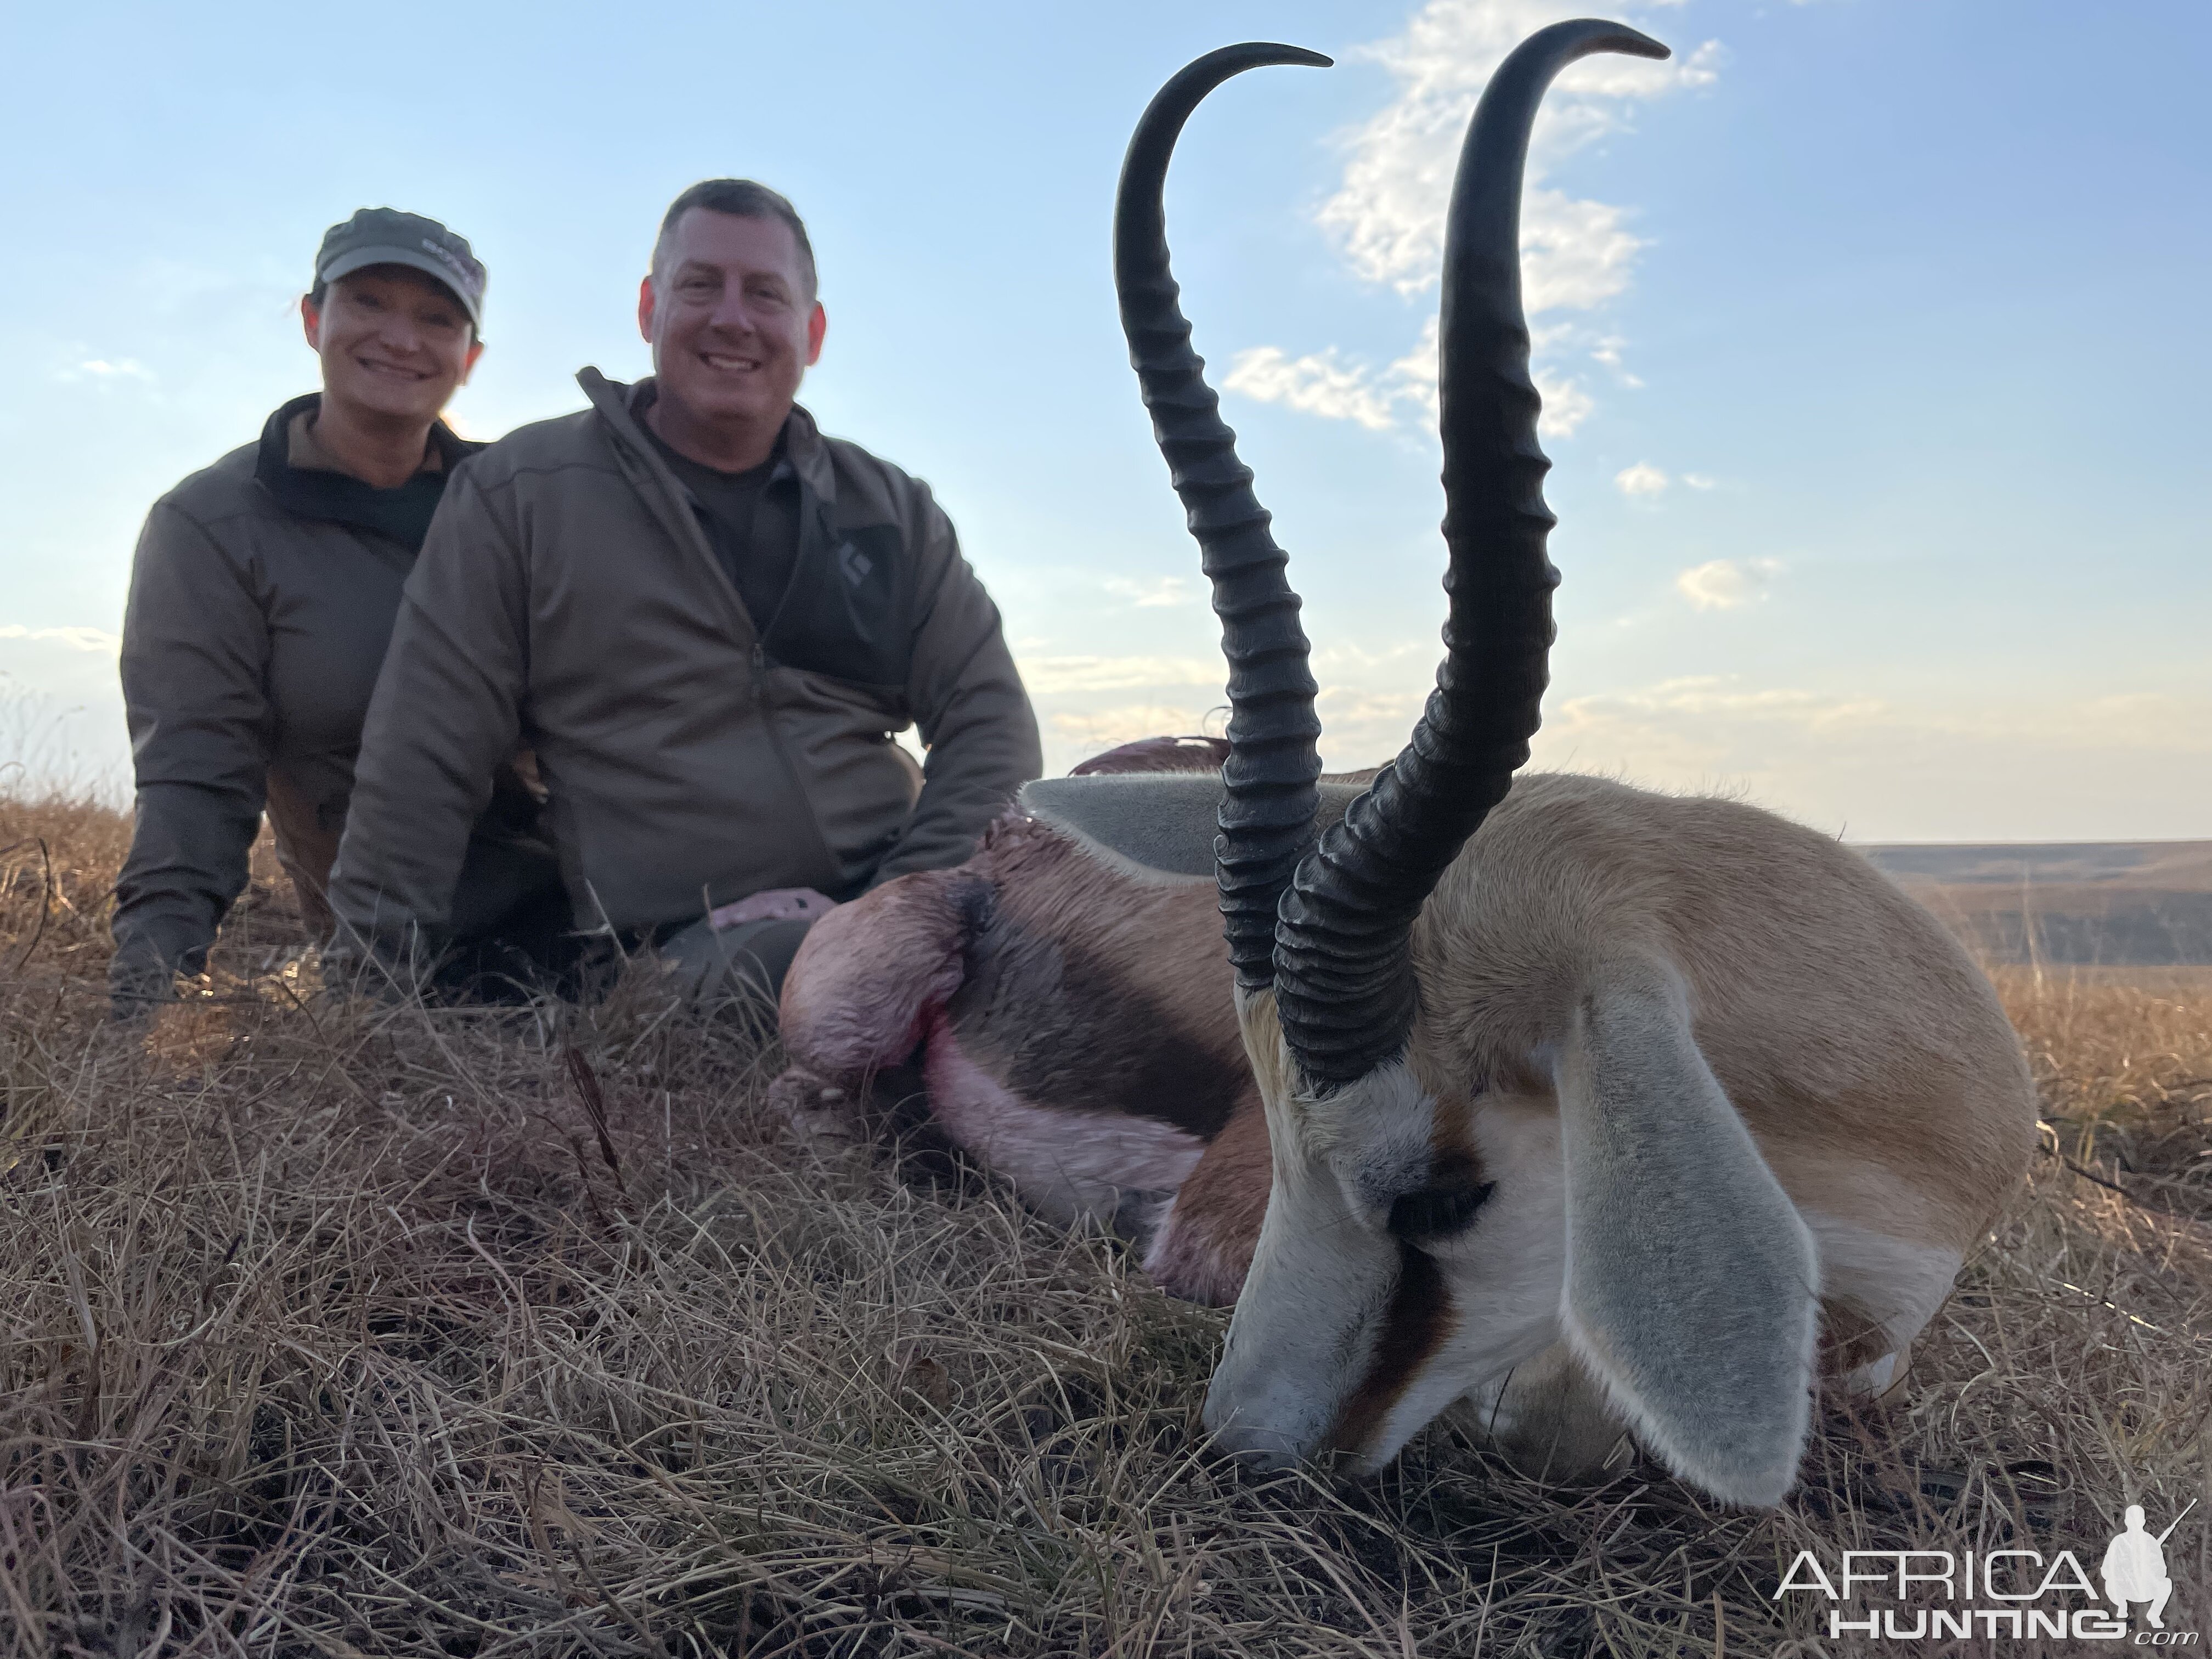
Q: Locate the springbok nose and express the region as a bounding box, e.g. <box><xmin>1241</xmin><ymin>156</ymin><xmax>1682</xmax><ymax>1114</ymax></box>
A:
<box><xmin>1201</xmin><ymin>1381</ymin><xmax>1321</xmax><ymax>1469</ymax></box>
<box><xmin>1205</xmin><ymin>1419</ymin><xmax>1301</xmax><ymax>1470</ymax></box>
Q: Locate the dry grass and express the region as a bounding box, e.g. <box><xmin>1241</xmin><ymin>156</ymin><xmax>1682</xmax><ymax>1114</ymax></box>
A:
<box><xmin>3</xmin><ymin>791</ymin><xmax>2208</xmax><ymax>1658</ymax></box>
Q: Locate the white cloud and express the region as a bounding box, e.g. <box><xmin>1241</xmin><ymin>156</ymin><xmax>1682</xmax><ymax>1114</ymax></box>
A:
<box><xmin>1615</xmin><ymin>461</ymin><xmax>1669</xmax><ymax>498</ymax></box>
<box><xmin>1313</xmin><ymin>685</ymin><xmax>1427</xmax><ymax>769</ymax></box>
<box><xmin>1227</xmin><ymin>2</ymin><xmax>1720</xmax><ymax>441</ymax></box>
<box><xmin>1681</xmin><ymin>472</ymin><xmax>1718</xmax><ymax>490</ymax></box>
<box><xmin>1223</xmin><ymin>347</ymin><xmax>1399</xmax><ymax>431</ymax></box>
<box><xmin>1231</xmin><ymin>316</ymin><xmax>1454</xmax><ymax>434</ymax></box>
<box><xmin>1626</xmin><ymin>681</ymin><xmax>2212</xmax><ymax>758</ymax></box>
<box><xmin>1102</xmin><ymin>575</ymin><xmax>1196</xmax><ymax>608</ymax></box>
<box><xmin>1522</xmin><ymin>676</ymin><xmax>2212</xmax><ymax>838</ymax></box>
<box><xmin>1514</xmin><ymin>189</ymin><xmax>1649</xmax><ymax>315</ymax></box>
<box><xmin>0</xmin><ymin>624</ymin><xmax>120</xmax><ymax>653</ymax></box>
<box><xmin>1317</xmin><ymin>2</ymin><xmax>1718</xmax><ymax>297</ymax></box>
<box><xmin>57</xmin><ymin>358</ymin><xmax>155</xmax><ymax>387</ymax></box>
<box><xmin>1234</xmin><ymin>313</ymin><xmax>1598</xmax><ymax>439</ymax></box>
<box><xmin>1589</xmin><ymin>336</ymin><xmax>1630</xmax><ymax>371</ymax></box>
<box><xmin>1017</xmin><ymin>631</ymin><xmax>2212</xmax><ymax>837</ymax></box>
<box><xmin>1019</xmin><ymin>654</ymin><xmax>1223</xmax><ymax>695</ymax></box>
<box><xmin>1531</xmin><ymin>369</ymin><xmax>1594</xmax><ymax>438</ymax></box>
<box><xmin>1049</xmin><ymin>703</ymin><xmax>1212</xmax><ymax>752</ymax></box>
<box><xmin>1313</xmin><ymin>639</ymin><xmax>1429</xmax><ymax>673</ymax></box>
<box><xmin>1021</xmin><ymin>652</ymin><xmax>2212</xmax><ymax>838</ymax></box>
<box><xmin>1025</xmin><ymin>654</ymin><xmax>1233</xmax><ymax>772</ymax></box>
<box><xmin>1385</xmin><ymin>318</ymin><xmax>1442</xmax><ymax>423</ymax></box>
<box><xmin>1566</xmin><ymin>674</ymin><xmax>1879</xmax><ymax>726</ymax></box>
<box><xmin>1674</xmin><ymin>557</ymin><xmax>1782</xmax><ymax>611</ymax></box>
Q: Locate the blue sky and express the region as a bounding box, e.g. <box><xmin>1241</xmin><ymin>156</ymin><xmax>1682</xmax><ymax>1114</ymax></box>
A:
<box><xmin>3</xmin><ymin>0</ymin><xmax>2207</xmax><ymax>840</ymax></box>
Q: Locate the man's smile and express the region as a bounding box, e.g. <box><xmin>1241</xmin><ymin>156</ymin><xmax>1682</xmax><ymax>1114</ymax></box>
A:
<box><xmin>700</xmin><ymin>351</ymin><xmax>763</xmax><ymax>373</ymax></box>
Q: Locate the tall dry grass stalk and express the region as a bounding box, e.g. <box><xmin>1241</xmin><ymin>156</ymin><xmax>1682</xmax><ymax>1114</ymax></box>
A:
<box><xmin>3</xmin><ymin>791</ymin><xmax>2207</xmax><ymax>1656</ymax></box>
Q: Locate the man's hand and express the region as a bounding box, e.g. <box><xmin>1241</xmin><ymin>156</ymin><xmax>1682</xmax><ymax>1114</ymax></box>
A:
<box><xmin>318</xmin><ymin>919</ymin><xmax>441</xmax><ymax>1006</ymax></box>
<box><xmin>709</xmin><ymin>887</ymin><xmax>837</xmax><ymax>930</ymax></box>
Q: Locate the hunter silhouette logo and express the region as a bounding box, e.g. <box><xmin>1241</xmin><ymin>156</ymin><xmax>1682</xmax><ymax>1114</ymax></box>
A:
<box><xmin>2105</xmin><ymin>1500</ymin><xmax>2194</xmax><ymax>1630</ymax></box>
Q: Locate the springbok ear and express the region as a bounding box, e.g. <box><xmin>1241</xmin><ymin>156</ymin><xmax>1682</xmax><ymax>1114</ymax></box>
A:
<box><xmin>1020</xmin><ymin>775</ymin><xmax>1366</xmax><ymax>884</ymax></box>
<box><xmin>1553</xmin><ymin>957</ymin><xmax>1820</xmax><ymax>1508</ymax></box>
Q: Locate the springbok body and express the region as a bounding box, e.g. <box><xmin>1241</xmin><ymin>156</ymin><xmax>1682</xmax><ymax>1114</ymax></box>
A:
<box><xmin>780</xmin><ymin>766</ymin><xmax>2029</xmax><ymax>1482</ymax></box>
<box><xmin>778</xmin><ymin>24</ymin><xmax>2036</xmax><ymax>1506</ymax></box>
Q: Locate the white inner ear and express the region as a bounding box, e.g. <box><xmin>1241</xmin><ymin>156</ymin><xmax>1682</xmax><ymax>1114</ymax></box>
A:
<box><xmin>1553</xmin><ymin>956</ymin><xmax>1820</xmax><ymax>1508</ymax></box>
<box><xmin>1019</xmin><ymin>776</ymin><xmax>1369</xmax><ymax>884</ymax></box>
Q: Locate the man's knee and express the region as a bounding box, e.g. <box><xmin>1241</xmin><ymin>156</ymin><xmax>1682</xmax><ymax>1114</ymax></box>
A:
<box><xmin>658</xmin><ymin>913</ymin><xmax>816</xmax><ymax>1012</ymax></box>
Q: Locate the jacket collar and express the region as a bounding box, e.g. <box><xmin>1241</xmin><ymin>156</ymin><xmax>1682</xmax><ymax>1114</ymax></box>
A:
<box><xmin>575</xmin><ymin>368</ymin><xmax>837</xmax><ymax>506</ymax></box>
<box><xmin>256</xmin><ymin>391</ymin><xmax>474</xmax><ymax>482</ymax></box>
<box><xmin>251</xmin><ymin>392</ymin><xmax>477</xmax><ymax>554</ymax></box>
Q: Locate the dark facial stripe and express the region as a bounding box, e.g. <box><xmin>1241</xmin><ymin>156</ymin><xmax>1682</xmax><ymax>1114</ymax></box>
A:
<box><xmin>1322</xmin><ymin>1240</ymin><xmax>1457</xmax><ymax>1459</ymax></box>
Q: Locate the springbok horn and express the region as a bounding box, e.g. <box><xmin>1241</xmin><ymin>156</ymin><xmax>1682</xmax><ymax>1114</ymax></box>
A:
<box><xmin>1273</xmin><ymin>19</ymin><xmax>1671</xmax><ymax>1086</ymax></box>
<box><xmin>1113</xmin><ymin>43</ymin><xmax>1332</xmax><ymax>992</ymax></box>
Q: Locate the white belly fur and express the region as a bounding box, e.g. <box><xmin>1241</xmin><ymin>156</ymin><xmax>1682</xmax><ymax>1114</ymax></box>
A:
<box><xmin>921</xmin><ymin>1012</ymin><xmax>1207</xmax><ymax>1227</ymax></box>
<box><xmin>1802</xmin><ymin>1207</ymin><xmax>1964</xmax><ymax>1392</ymax></box>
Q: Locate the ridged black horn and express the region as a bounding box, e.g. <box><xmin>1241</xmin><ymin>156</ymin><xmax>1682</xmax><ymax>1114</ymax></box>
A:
<box><xmin>1273</xmin><ymin>19</ymin><xmax>1670</xmax><ymax>1085</ymax></box>
<box><xmin>1114</xmin><ymin>43</ymin><xmax>1332</xmax><ymax>991</ymax></box>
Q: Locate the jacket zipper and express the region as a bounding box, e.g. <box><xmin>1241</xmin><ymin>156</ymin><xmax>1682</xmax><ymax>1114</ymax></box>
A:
<box><xmin>753</xmin><ymin>641</ymin><xmax>844</xmax><ymax>892</ymax></box>
<box><xmin>590</xmin><ymin>376</ymin><xmax>846</xmax><ymax>899</ymax></box>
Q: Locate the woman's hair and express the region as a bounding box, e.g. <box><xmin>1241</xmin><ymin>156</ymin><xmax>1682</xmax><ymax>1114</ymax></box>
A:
<box><xmin>304</xmin><ymin>268</ymin><xmax>473</xmax><ymax>337</ymax></box>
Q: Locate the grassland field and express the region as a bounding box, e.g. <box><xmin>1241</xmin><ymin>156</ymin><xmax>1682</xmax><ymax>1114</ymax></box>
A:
<box><xmin>2</xmin><ymin>789</ymin><xmax>2208</xmax><ymax>1657</ymax></box>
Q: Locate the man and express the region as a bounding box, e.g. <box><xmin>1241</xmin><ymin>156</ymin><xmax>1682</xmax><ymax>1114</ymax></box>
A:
<box><xmin>110</xmin><ymin>209</ymin><xmax>566</xmax><ymax>1014</ymax></box>
<box><xmin>328</xmin><ymin>180</ymin><xmax>1040</xmax><ymax>1006</ymax></box>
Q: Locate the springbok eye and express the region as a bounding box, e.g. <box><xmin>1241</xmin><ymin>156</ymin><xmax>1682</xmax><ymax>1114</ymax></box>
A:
<box><xmin>1387</xmin><ymin>1182</ymin><xmax>1496</xmax><ymax>1242</ymax></box>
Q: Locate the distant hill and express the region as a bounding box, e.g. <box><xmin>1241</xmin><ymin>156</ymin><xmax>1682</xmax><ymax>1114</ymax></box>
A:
<box><xmin>1858</xmin><ymin>842</ymin><xmax>2212</xmax><ymax>966</ymax></box>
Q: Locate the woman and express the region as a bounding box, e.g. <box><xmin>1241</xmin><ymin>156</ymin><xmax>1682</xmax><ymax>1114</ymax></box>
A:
<box><xmin>110</xmin><ymin>208</ymin><xmax>563</xmax><ymax>1011</ymax></box>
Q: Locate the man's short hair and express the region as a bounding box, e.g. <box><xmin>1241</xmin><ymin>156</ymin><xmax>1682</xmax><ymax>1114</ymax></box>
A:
<box><xmin>652</xmin><ymin>179</ymin><xmax>818</xmax><ymax>300</ymax></box>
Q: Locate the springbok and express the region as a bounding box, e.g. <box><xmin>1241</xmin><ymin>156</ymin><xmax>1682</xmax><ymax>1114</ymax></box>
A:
<box><xmin>776</xmin><ymin>22</ymin><xmax>2036</xmax><ymax>1506</ymax></box>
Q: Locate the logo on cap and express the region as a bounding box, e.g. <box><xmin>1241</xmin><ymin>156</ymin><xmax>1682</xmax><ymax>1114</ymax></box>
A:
<box><xmin>314</xmin><ymin>207</ymin><xmax>486</xmax><ymax>328</ymax></box>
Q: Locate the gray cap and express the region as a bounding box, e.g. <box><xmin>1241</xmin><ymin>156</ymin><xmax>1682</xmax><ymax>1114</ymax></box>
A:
<box><xmin>313</xmin><ymin>207</ymin><xmax>486</xmax><ymax>331</ymax></box>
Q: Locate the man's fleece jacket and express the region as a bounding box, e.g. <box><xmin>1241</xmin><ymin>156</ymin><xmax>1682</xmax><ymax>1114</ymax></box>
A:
<box><xmin>328</xmin><ymin>369</ymin><xmax>1041</xmax><ymax>953</ymax></box>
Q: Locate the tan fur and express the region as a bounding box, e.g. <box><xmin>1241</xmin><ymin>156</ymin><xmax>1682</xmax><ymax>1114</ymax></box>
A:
<box><xmin>1235</xmin><ymin>992</ymin><xmax>1299</xmax><ymax>1140</ymax></box>
<box><xmin>1403</xmin><ymin>772</ymin><xmax>2034</xmax><ymax>1255</ymax></box>
<box><xmin>1144</xmin><ymin>1097</ymin><xmax>1270</xmax><ymax>1306</ymax></box>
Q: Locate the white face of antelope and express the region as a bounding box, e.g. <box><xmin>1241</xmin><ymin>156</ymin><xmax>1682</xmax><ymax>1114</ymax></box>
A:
<box><xmin>1204</xmin><ymin>972</ymin><xmax>1822</xmax><ymax>1506</ymax></box>
<box><xmin>1202</xmin><ymin>1007</ymin><xmax>1569</xmax><ymax>1475</ymax></box>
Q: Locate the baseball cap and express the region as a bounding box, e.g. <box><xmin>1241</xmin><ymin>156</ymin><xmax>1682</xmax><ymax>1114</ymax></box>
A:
<box><xmin>313</xmin><ymin>208</ymin><xmax>487</xmax><ymax>332</ymax></box>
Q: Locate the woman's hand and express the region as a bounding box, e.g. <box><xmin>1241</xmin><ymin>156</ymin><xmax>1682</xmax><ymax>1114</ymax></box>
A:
<box><xmin>708</xmin><ymin>887</ymin><xmax>837</xmax><ymax>929</ymax></box>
